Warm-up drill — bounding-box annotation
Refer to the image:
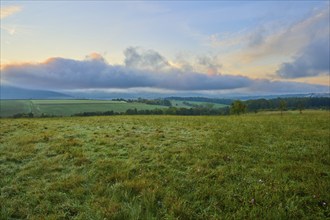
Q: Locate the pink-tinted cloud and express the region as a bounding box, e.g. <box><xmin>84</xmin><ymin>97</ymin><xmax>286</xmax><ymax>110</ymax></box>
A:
<box><xmin>0</xmin><ymin>5</ymin><xmax>22</xmax><ymax>19</ymax></box>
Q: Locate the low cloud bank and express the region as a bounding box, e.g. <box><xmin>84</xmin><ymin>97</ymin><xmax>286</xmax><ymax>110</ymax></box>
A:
<box><xmin>1</xmin><ymin>48</ymin><xmax>251</xmax><ymax>91</ymax></box>
<box><xmin>1</xmin><ymin>47</ymin><xmax>328</xmax><ymax>94</ymax></box>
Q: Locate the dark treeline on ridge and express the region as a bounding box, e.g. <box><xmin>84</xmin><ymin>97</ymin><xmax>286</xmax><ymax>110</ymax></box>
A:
<box><xmin>73</xmin><ymin>107</ymin><xmax>230</xmax><ymax>117</ymax></box>
<box><xmin>245</xmin><ymin>97</ymin><xmax>330</xmax><ymax>112</ymax></box>
<box><xmin>134</xmin><ymin>98</ymin><xmax>172</xmax><ymax>106</ymax></box>
<box><xmin>112</xmin><ymin>98</ymin><xmax>172</xmax><ymax>106</ymax></box>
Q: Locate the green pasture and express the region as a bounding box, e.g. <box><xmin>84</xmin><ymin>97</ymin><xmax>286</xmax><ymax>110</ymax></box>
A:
<box><xmin>0</xmin><ymin>111</ymin><xmax>329</xmax><ymax>219</ymax></box>
<box><xmin>0</xmin><ymin>100</ymin><xmax>34</xmax><ymax>117</ymax></box>
<box><xmin>0</xmin><ymin>100</ymin><xmax>167</xmax><ymax>117</ymax></box>
<box><xmin>31</xmin><ymin>99</ymin><xmax>126</xmax><ymax>104</ymax></box>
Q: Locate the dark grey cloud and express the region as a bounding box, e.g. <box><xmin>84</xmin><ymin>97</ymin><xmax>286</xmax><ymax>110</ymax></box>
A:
<box><xmin>1</xmin><ymin>57</ymin><xmax>153</xmax><ymax>90</ymax></box>
<box><xmin>276</xmin><ymin>37</ymin><xmax>330</xmax><ymax>78</ymax></box>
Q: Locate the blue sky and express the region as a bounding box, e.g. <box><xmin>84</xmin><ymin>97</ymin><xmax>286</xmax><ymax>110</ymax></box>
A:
<box><xmin>1</xmin><ymin>1</ymin><xmax>329</xmax><ymax>95</ymax></box>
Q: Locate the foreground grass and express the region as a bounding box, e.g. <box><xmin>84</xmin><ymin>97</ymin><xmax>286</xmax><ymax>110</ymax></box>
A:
<box><xmin>0</xmin><ymin>111</ymin><xmax>329</xmax><ymax>219</ymax></box>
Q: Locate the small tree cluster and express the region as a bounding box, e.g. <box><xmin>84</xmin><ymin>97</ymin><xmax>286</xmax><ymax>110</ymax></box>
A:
<box><xmin>13</xmin><ymin>112</ymin><xmax>34</xmax><ymax>118</ymax></box>
<box><xmin>230</xmin><ymin>100</ymin><xmax>247</xmax><ymax>115</ymax></box>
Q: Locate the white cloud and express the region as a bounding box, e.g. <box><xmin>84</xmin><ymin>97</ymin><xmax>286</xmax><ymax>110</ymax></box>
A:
<box><xmin>124</xmin><ymin>47</ymin><xmax>171</xmax><ymax>71</ymax></box>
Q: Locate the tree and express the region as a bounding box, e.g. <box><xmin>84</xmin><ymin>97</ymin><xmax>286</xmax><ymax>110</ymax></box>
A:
<box><xmin>230</xmin><ymin>100</ymin><xmax>246</xmax><ymax>115</ymax></box>
<box><xmin>296</xmin><ymin>100</ymin><xmax>305</xmax><ymax>114</ymax></box>
<box><xmin>279</xmin><ymin>100</ymin><xmax>287</xmax><ymax>116</ymax></box>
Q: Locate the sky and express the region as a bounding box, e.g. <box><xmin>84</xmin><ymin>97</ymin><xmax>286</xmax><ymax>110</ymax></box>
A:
<box><xmin>1</xmin><ymin>1</ymin><xmax>329</xmax><ymax>96</ymax></box>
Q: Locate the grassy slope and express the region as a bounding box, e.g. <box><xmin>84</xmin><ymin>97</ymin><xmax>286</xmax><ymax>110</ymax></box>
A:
<box><xmin>0</xmin><ymin>111</ymin><xmax>329</xmax><ymax>219</ymax></box>
<box><xmin>0</xmin><ymin>100</ymin><xmax>167</xmax><ymax>117</ymax></box>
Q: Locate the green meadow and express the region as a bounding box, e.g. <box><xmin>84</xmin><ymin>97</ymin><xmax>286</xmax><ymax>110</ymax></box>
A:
<box><xmin>0</xmin><ymin>111</ymin><xmax>329</xmax><ymax>219</ymax></box>
<box><xmin>0</xmin><ymin>100</ymin><xmax>168</xmax><ymax>117</ymax></box>
<box><xmin>0</xmin><ymin>99</ymin><xmax>229</xmax><ymax>118</ymax></box>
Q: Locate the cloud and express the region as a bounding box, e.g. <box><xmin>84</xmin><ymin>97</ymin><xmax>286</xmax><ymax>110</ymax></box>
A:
<box><xmin>207</xmin><ymin>32</ymin><xmax>243</xmax><ymax>49</ymax></box>
<box><xmin>1</xmin><ymin>5</ymin><xmax>26</xmax><ymax>36</ymax></box>
<box><xmin>273</xmin><ymin>6</ymin><xmax>330</xmax><ymax>78</ymax></box>
<box><xmin>169</xmin><ymin>53</ymin><xmax>194</xmax><ymax>72</ymax></box>
<box><xmin>197</xmin><ymin>55</ymin><xmax>222</xmax><ymax>75</ymax></box>
<box><xmin>1</xmin><ymin>50</ymin><xmax>251</xmax><ymax>91</ymax></box>
<box><xmin>209</xmin><ymin>6</ymin><xmax>329</xmax><ymax>64</ymax></box>
<box><xmin>124</xmin><ymin>47</ymin><xmax>170</xmax><ymax>71</ymax></box>
<box><xmin>85</xmin><ymin>52</ymin><xmax>106</xmax><ymax>62</ymax></box>
<box><xmin>276</xmin><ymin>37</ymin><xmax>330</xmax><ymax>78</ymax></box>
<box><xmin>248</xmin><ymin>79</ymin><xmax>329</xmax><ymax>94</ymax></box>
<box><xmin>1</xmin><ymin>48</ymin><xmax>328</xmax><ymax>94</ymax></box>
<box><xmin>251</xmin><ymin>6</ymin><xmax>329</xmax><ymax>61</ymax></box>
<box><xmin>246</xmin><ymin>26</ymin><xmax>267</xmax><ymax>48</ymax></box>
<box><xmin>0</xmin><ymin>5</ymin><xmax>22</xmax><ymax>19</ymax></box>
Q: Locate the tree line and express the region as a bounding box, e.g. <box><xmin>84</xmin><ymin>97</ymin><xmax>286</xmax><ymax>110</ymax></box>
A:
<box><xmin>72</xmin><ymin>106</ymin><xmax>230</xmax><ymax>117</ymax></box>
<box><xmin>244</xmin><ymin>97</ymin><xmax>329</xmax><ymax>112</ymax></box>
<box><xmin>230</xmin><ymin>97</ymin><xmax>329</xmax><ymax>115</ymax></box>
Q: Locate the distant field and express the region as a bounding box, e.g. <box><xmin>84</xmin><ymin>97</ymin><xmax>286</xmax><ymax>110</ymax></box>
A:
<box><xmin>31</xmin><ymin>100</ymin><xmax>126</xmax><ymax>104</ymax></box>
<box><xmin>170</xmin><ymin>100</ymin><xmax>228</xmax><ymax>108</ymax></box>
<box><xmin>0</xmin><ymin>100</ymin><xmax>34</xmax><ymax>117</ymax></box>
<box><xmin>0</xmin><ymin>100</ymin><xmax>168</xmax><ymax>117</ymax></box>
<box><xmin>0</xmin><ymin>111</ymin><xmax>329</xmax><ymax>219</ymax></box>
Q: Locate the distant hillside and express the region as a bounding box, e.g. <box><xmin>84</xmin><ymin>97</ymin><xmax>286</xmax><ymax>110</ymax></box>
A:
<box><xmin>232</xmin><ymin>93</ymin><xmax>330</xmax><ymax>101</ymax></box>
<box><xmin>0</xmin><ymin>85</ymin><xmax>72</xmax><ymax>99</ymax></box>
<box><xmin>166</xmin><ymin>97</ymin><xmax>233</xmax><ymax>105</ymax></box>
<box><xmin>166</xmin><ymin>93</ymin><xmax>330</xmax><ymax>103</ymax></box>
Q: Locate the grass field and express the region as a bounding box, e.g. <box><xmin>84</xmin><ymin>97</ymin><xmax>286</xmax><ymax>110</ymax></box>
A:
<box><xmin>0</xmin><ymin>100</ymin><xmax>168</xmax><ymax>117</ymax></box>
<box><xmin>0</xmin><ymin>111</ymin><xmax>329</xmax><ymax>219</ymax></box>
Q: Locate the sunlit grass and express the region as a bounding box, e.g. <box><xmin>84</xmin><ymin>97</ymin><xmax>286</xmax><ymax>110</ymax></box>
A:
<box><xmin>0</xmin><ymin>111</ymin><xmax>329</xmax><ymax>219</ymax></box>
